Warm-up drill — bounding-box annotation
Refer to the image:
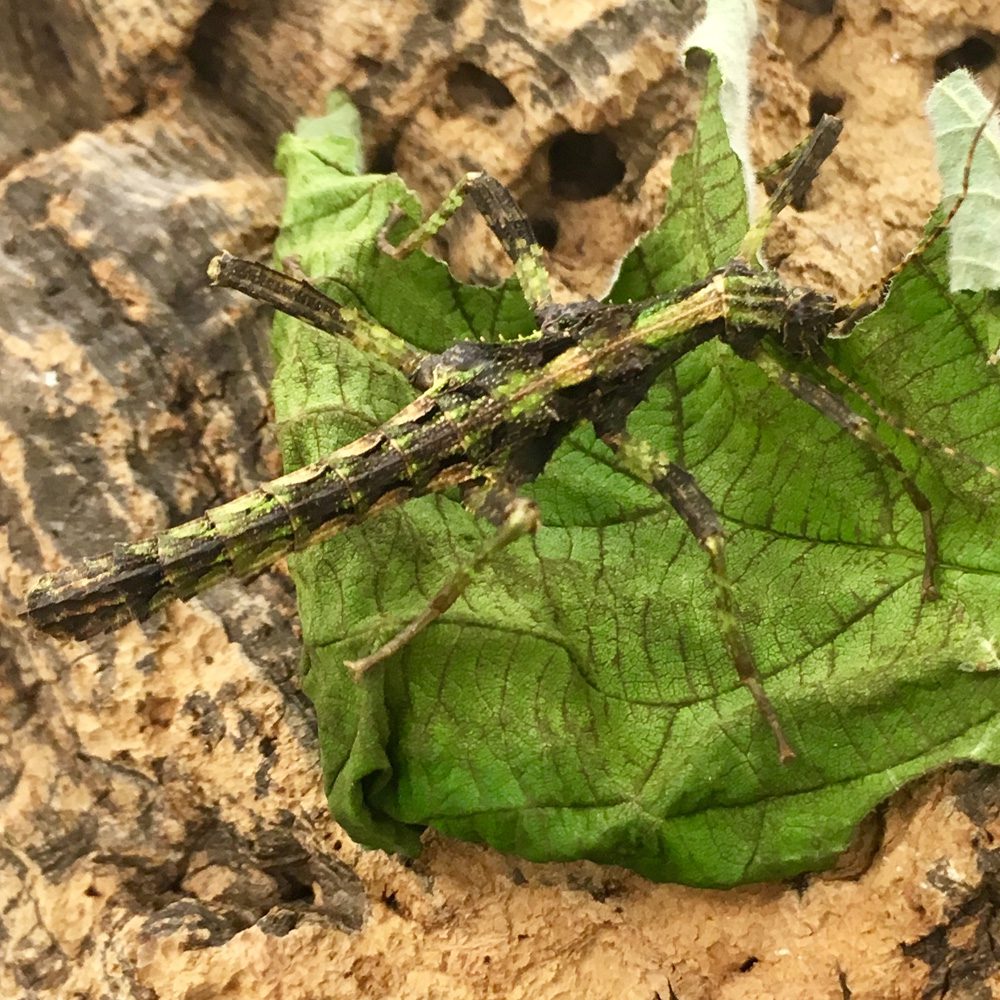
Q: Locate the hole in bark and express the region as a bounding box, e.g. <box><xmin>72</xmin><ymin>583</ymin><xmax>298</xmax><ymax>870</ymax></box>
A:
<box><xmin>188</xmin><ymin>4</ymin><xmax>230</xmax><ymax>86</ymax></box>
<box><xmin>277</xmin><ymin>871</ymin><xmax>315</xmax><ymax>904</ymax></box>
<box><xmin>354</xmin><ymin>54</ymin><xmax>382</xmax><ymax>75</ymax></box>
<box><xmin>530</xmin><ymin>217</ymin><xmax>559</xmax><ymax>250</ymax></box>
<box><xmin>808</xmin><ymin>90</ymin><xmax>845</xmax><ymax>126</ymax></box>
<box><xmin>548</xmin><ymin>131</ymin><xmax>625</xmax><ymax>201</ymax></box>
<box><xmin>447</xmin><ymin>62</ymin><xmax>515</xmax><ymax>111</ymax></box>
<box><xmin>783</xmin><ymin>0</ymin><xmax>835</xmax><ymax>12</ymax></box>
<box><xmin>433</xmin><ymin>0</ymin><xmax>467</xmax><ymax>21</ymax></box>
<box><xmin>371</xmin><ymin>137</ymin><xmax>398</xmax><ymax>175</ymax></box>
<box><xmin>935</xmin><ymin>35</ymin><xmax>998</xmax><ymax>79</ymax></box>
<box><xmin>739</xmin><ymin>956</ymin><xmax>760</xmax><ymax>972</ymax></box>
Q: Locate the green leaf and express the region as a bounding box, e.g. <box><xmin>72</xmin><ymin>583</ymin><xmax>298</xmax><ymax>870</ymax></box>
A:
<box><xmin>927</xmin><ymin>68</ymin><xmax>1000</xmax><ymax>291</ymax></box>
<box><xmin>683</xmin><ymin>0</ymin><xmax>758</xmax><ymax>206</ymax></box>
<box><xmin>271</xmin><ymin>66</ymin><xmax>1000</xmax><ymax>886</ymax></box>
<box><xmin>611</xmin><ymin>60</ymin><xmax>749</xmax><ymax>298</ymax></box>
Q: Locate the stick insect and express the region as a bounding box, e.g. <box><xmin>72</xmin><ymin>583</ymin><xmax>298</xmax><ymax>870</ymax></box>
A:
<box><xmin>24</xmin><ymin>76</ymin><xmax>1000</xmax><ymax>769</ymax></box>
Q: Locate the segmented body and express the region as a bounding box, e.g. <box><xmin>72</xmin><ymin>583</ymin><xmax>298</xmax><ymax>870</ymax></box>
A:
<box><xmin>25</xmin><ymin>267</ymin><xmax>833</xmax><ymax>641</ymax></box>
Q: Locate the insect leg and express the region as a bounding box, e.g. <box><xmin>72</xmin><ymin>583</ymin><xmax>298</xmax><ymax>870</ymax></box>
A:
<box><xmin>751</xmin><ymin>348</ymin><xmax>940</xmax><ymax>601</ymax></box>
<box><xmin>208</xmin><ymin>251</ymin><xmax>426</xmax><ymax>376</ymax></box>
<box><xmin>600</xmin><ymin>430</ymin><xmax>795</xmax><ymax>763</ymax></box>
<box><xmin>740</xmin><ymin>114</ymin><xmax>843</xmax><ymax>261</ymax></box>
<box><xmin>816</xmin><ymin>350</ymin><xmax>1000</xmax><ymax>482</ymax></box>
<box><xmin>379</xmin><ymin>171</ymin><xmax>553</xmax><ymax>311</ymax></box>
<box><xmin>344</xmin><ymin>490</ymin><xmax>540</xmax><ymax>678</ymax></box>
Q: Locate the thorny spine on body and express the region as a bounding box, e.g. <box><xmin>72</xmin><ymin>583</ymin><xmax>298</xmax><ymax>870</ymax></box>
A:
<box><xmin>24</xmin><ymin>102</ymin><xmax>999</xmax><ymax>762</ymax></box>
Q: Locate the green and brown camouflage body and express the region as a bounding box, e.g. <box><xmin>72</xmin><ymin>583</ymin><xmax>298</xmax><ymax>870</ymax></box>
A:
<box><xmin>25</xmin><ymin>267</ymin><xmax>833</xmax><ymax>641</ymax></box>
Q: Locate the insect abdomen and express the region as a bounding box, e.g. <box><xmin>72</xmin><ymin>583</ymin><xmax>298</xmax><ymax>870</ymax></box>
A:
<box><xmin>24</xmin><ymin>450</ymin><xmax>405</xmax><ymax>640</ymax></box>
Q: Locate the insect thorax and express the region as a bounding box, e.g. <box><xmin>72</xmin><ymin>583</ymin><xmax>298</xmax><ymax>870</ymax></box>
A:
<box><xmin>718</xmin><ymin>263</ymin><xmax>838</xmax><ymax>359</ymax></box>
<box><xmin>778</xmin><ymin>286</ymin><xmax>839</xmax><ymax>357</ymax></box>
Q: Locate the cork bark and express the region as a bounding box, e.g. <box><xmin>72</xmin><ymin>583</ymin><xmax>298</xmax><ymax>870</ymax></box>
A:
<box><xmin>3</xmin><ymin>1</ymin><xmax>1000</xmax><ymax>997</ymax></box>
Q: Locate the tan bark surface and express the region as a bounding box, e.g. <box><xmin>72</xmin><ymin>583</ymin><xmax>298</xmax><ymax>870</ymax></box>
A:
<box><xmin>3</xmin><ymin>1</ymin><xmax>1000</xmax><ymax>997</ymax></box>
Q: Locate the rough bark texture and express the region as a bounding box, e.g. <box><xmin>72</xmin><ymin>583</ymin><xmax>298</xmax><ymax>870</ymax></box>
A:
<box><xmin>3</xmin><ymin>1</ymin><xmax>1000</xmax><ymax>997</ymax></box>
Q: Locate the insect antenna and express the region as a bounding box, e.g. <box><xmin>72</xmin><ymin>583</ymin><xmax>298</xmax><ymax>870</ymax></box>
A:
<box><xmin>833</xmin><ymin>84</ymin><xmax>1000</xmax><ymax>332</ymax></box>
<box><xmin>811</xmin><ymin>84</ymin><xmax>1000</xmax><ymax>483</ymax></box>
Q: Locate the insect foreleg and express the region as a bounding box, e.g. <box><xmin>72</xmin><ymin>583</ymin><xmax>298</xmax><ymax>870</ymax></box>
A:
<box><xmin>751</xmin><ymin>348</ymin><xmax>940</xmax><ymax>601</ymax></box>
<box><xmin>600</xmin><ymin>430</ymin><xmax>795</xmax><ymax>763</ymax></box>
<box><xmin>740</xmin><ymin>114</ymin><xmax>843</xmax><ymax>261</ymax></box>
<box><xmin>378</xmin><ymin>171</ymin><xmax>553</xmax><ymax>312</ymax></box>
<box><xmin>344</xmin><ymin>489</ymin><xmax>540</xmax><ymax>679</ymax></box>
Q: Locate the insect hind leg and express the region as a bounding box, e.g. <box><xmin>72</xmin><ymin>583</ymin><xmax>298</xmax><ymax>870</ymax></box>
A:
<box><xmin>600</xmin><ymin>430</ymin><xmax>796</xmax><ymax>763</ymax></box>
<box><xmin>752</xmin><ymin>347</ymin><xmax>941</xmax><ymax>601</ymax></box>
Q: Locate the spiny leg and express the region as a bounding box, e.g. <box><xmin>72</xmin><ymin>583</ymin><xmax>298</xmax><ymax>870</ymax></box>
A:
<box><xmin>378</xmin><ymin>171</ymin><xmax>553</xmax><ymax>312</ymax></box>
<box><xmin>751</xmin><ymin>348</ymin><xmax>940</xmax><ymax>601</ymax></box>
<box><xmin>344</xmin><ymin>488</ymin><xmax>540</xmax><ymax>679</ymax></box>
<box><xmin>208</xmin><ymin>251</ymin><xmax>426</xmax><ymax>376</ymax></box>
<box><xmin>740</xmin><ymin>114</ymin><xmax>843</xmax><ymax>261</ymax></box>
<box><xmin>755</xmin><ymin>115</ymin><xmax>840</xmax><ymax>192</ymax></box>
<box><xmin>600</xmin><ymin>430</ymin><xmax>796</xmax><ymax>763</ymax></box>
